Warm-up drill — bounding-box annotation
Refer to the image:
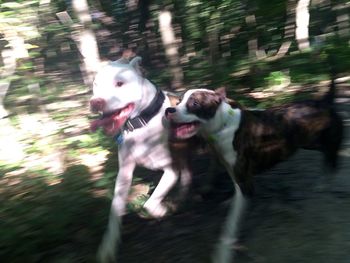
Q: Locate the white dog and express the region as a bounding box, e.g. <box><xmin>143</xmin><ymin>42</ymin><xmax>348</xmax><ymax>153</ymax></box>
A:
<box><xmin>90</xmin><ymin>57</ymin><xmax>191</xmax><ymax>262</ymax></box>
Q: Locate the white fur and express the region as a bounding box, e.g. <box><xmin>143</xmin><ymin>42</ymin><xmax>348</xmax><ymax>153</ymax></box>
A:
<box><xmin>172</xmin><ymin>89</ymin><xmax>246</xmax><ymax>263</ymax></box>
<box><xmin>92</xmin><ymin>58</ymin><xmax>190</xmax><ymax>262</ymax></box>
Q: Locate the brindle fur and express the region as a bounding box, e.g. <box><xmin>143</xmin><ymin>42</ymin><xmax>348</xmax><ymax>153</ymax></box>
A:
<box><xmin>186</xmin><ymin>91</ymin><xmax>222</xmax><ymax>119</ymax></box>
<box><xmin>233</xmin><ymin>100</ymin><xmax>343</xmax><ymax>188</ymax></box>
<box><xmin>173</xmin><ymin>80</ymin><xmax>344</xmax><ymax>193</ymax></box>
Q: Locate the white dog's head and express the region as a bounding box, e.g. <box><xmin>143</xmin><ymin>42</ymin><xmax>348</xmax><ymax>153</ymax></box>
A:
<box><xmin>165</xmin><ymin>88</ymin><xmax>226</xmax><ymax>139</ymax></box>
<box><xmin>90</xmin><ymin>57</ymin><xmax>145</xmax><ymax>135</ymax></box>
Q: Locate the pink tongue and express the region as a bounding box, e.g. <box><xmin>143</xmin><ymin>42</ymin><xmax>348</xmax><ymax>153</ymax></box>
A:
<box><xmin>90</xmin><ymin>115</ymin><xmax>125</xmax><ymax>135</ymax></box>
<box><xmin>90</xmin><ymin>117</ymin><xmax>112</xmax><ymax>132</ymax></box>
<box><xmin>175</xmin><ymin>124</ymin><xmax>193</xmax><ymax>137</ymax></box>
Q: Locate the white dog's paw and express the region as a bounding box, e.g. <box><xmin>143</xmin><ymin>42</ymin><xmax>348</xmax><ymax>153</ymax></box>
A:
<box><xmin>97</xmin><ymin>236</ymin><xmax>117</xmax><ymax>263</ymax></box>
<box><xmin>143</xmin><ymin>201</ymin><xmax>167</xmax><ymax>218</ymax></box>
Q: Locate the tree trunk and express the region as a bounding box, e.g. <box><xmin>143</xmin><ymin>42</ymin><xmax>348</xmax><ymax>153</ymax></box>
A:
<box><xmin>0</xmin><ymin>48</ymin><xmax>16</xmax><ymax>118</ymax></box>
<box><xmin>295</xmin><ymin>0</ymin><xmax>311</xmax><ymax>51</ymax></box>
<box><xmin>208</xmin><ymin>11</ymin><xmax>220</xmax><ymax>66</ymax></box>
<box><xmin>71</xmin><ymin>0</ymin><xmax>101</xmax><ymax>88</ymax></box>
<box><xmin>0</xmin><ymin>13</ymin><xmax>31</xmax><ymax>118</ymax></box>
<box><xmin>246</xmin><ymin>14</ymin><xmax>259</xmax><ymax>58</ymax></box>
<box><xmin>159</xmin><ymin>10</ymin><xmax>184</xmax><ymax>91</ymax></box>
<box><xmin>335</xmin><ymin>4</ymin><xmax>350</xmax><ymax>37</ymax></box>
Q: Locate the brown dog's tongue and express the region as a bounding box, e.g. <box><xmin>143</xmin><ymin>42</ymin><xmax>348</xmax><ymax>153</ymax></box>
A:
<box><xmin>175</xmin><ymin>125</ymin><xmax>188</xmax><ymax>138</ymax></box>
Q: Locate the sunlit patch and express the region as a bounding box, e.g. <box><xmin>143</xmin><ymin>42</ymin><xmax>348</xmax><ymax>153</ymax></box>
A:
<box><xmin>171</xmin><ymin>121</ymin><xmax>200</xmax><ymax>139</ymax></box>
<box><xmin>90</xmin><ymin>103</ymin><xmax>135</xmax><ymax>135</ymax></box>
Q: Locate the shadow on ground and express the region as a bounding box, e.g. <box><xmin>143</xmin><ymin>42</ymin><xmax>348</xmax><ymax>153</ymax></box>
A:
<box><xmin>0</xmin><ymin>164</ymin><xmax>109</xmax><ymax>263</ymax></box>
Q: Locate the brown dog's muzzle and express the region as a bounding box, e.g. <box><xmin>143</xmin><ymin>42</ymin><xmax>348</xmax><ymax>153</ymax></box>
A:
<box><xmin>90</xmin><ymin>98</ymin><xmax>106</xmax><ymax>113</ymax></box>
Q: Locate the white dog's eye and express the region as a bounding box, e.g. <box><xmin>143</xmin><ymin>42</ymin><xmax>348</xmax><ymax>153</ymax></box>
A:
<box><xmin>116</xmin><ymin>81</ymin><xmax>124</xmax><ymax>87</ymax></box>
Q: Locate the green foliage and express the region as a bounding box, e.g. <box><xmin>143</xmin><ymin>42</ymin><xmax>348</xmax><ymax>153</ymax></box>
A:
<box><xmin>265</xmin><ymin>71</ymin><xmax>289</xmax><ymax>86</ymax></box>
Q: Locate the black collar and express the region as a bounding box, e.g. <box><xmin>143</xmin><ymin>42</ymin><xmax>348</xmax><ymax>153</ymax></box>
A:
<box><xmin>124</xmin><ymin>88</ymin><xmax>165</xmax><ymax>132</ymax></box>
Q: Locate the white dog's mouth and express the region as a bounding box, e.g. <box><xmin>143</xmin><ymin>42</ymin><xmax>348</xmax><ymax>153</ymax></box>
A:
<box><xmin>90</xmin><ymin>103</ymin><xmax>135</xmax><ymax>135</ymax></box>
<box><xmin>171</xmin><ymin>121</ymin><xmax>200</xmax><ymax>139</ymax></box>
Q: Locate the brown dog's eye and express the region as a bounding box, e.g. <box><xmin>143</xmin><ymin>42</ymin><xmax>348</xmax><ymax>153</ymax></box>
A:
<box><xmin>116</xmin><ymin>81</ymin><xmax>124</xmax><ymax>87</ymax></box>
<box><xmin>192</xmin><ymin>100</ymin><xmax>199</xmax><ymax>107</ymax></box>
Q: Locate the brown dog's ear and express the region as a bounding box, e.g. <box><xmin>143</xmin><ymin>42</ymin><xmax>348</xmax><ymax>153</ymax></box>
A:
<box><xmin>211</xmin><ymin>92</ymin><xmax>223</xmax><ymax>106</ymax></box>
<box><xmin>215</xmin><ymin>87</ymin><xmax>227</xmax><ymax>100</ymax></box>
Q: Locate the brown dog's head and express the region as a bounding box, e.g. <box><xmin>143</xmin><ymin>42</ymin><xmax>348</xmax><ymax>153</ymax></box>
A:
<box><xmin>165</xmin><ymin>88</ymin><xmax>226</xmax><ymax>139</ymax></box>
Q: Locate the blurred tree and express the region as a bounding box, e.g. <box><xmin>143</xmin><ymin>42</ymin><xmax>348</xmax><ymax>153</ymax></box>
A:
<box><xmin>0</xmin><ymin>1</ymin><xmax>40</xmax><ymax>118</ymax></box>
<box><xmin>56</xmin><ymin>0</ymin><xmax>101</xmax><ymax>88</ymax></box>
<box><xmin>0</xmin><ymin>48</ymin><xmax>15</xmax><ymax>118</ymax></box>
<box><xmin>159</xmin><ymin>9</ymin><xmax>184</xmax><ymax>90</ymax></box>
<box><xmin>271</xmin><ymin>0</ymin><xmax>295</xmax><ymax>60</ymax></box>
<box><xmin>296</xmin><ymin>0</ymin><xmax>311</xmax><ymax>50</ymax></box>
<box><xmin>72</xmin><ymin>0</ymin><xmax>101</xmax><ymax>87</ymax></box>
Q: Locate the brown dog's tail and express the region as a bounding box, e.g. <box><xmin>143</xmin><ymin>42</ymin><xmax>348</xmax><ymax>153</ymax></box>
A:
<box><xmin>323</xmin><ymin>77</ymin><xmax>336</xmax><ymax>105</ymax></box>
<box><xmin>323</xmin><ymin>54</ymin><xmax>338</xmax><ymax>105</ymax></box>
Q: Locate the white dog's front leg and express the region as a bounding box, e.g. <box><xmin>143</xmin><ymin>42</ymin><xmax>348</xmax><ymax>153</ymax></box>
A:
<box><xmin>98</xmin><ymin>160</ymin><xmax>136</xmax><ymax>263</ymax></box>
<box><xmin>213</xmin><ymin>182</ymin><xmax>247</xmax><ymax>263</ymax></box>
<box><xmin>97</xmin><ymin>210</ymin><xmax>121</xmax><ymax>263</ymax></box>
<box><xmin>143</xmin><ymin>166</ymin><xmax>179</xmax><ymax>218</ymax></box>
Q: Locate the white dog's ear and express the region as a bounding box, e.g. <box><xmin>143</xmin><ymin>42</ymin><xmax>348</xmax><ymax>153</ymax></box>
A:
<box><xmin>130</xmin><ymin>56</ymin><xmax>143</xmax><ymax>76</ymax></box>
<box><xmin>215</xmin><ymin>87</ymin><xmax>227</xmax><ymax>99</ymax></box>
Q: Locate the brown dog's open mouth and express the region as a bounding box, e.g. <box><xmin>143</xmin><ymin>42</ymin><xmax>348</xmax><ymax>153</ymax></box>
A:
<box><xmin>90</xmin><ymin>103</ymin><xmax>135</xmax><ymax>135</ymax></box>
<box><xmin>171</xmin><ymin>121</ymin><xmax>200</xmax><ymax>139</ymax></box>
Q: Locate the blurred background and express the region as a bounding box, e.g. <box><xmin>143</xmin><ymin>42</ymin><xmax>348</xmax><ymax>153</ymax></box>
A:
<box><xmin>0</xmin><ymin>0</ymin><xmax>350</xmax><ymax>262</ymax></box>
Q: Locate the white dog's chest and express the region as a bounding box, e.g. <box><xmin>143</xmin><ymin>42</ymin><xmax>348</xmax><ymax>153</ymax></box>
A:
<box><xmin>120</xmin><ymin>113</ymin><xmax>172</xmax><ymax>170</ymax></box>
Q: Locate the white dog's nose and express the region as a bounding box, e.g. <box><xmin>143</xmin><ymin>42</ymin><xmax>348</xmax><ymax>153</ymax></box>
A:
<box><xmin>90</xmin><ymin>98</ymin><xmax>106</xmax><ymax>112</ymax></box>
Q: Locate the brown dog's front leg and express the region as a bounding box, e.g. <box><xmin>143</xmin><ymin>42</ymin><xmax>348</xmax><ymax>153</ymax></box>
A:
<box><xmin>213</xmin><ymin>182</ymin><xmax>247</xmax><ymax>263</ymax></box>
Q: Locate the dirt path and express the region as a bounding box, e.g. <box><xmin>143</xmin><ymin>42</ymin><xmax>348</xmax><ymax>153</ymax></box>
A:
<box><xmin>116</xmin><ymin>93</ymin><xmax>350</xmax><ymax>263</ymax></box>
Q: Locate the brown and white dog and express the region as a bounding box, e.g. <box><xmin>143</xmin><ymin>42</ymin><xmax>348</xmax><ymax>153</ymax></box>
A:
<box><xmin>165</xmin><ymin>82</ymin><xmax>343</xmax><ymax>263</ymax></box>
